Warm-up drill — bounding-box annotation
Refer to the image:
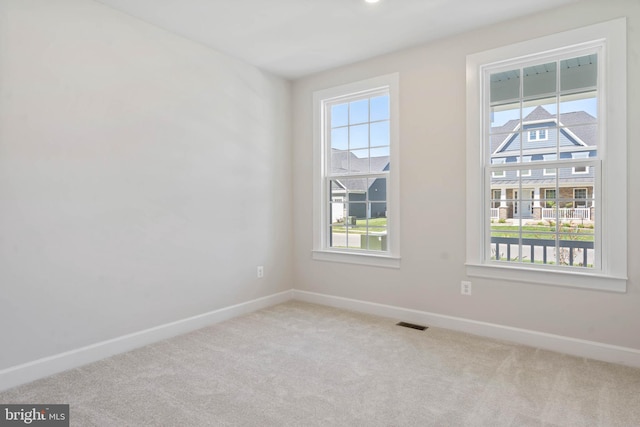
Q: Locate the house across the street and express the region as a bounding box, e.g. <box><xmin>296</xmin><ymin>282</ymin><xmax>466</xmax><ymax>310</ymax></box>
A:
<box><xmin>490</xmin><ymin>105</ymin><xmax>596</xmax><ymax>223</ymax></box>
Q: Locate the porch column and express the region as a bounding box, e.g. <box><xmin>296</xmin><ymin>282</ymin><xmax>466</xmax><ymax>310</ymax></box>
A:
<box><xmin>532</xmin><ymin>187</ymin><xmax>542</xmax><ymax>220</ymax></box>
<box><xmin>499</xmin><ymin>188</ymin><xmax>508</xmax><ymax>220</ymax></box>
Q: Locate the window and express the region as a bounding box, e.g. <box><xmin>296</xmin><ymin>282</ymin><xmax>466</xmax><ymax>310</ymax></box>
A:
<box><xmin>543</xmin><ymin>154</ymin><xmax>557</xmax><ymax>176</ymax></box>
<box><xmin>492</xmin><ymin>158</ymin><xmax>506</xmax><ymax>177</ymax></box>
<box><xmin>528</xmin><ymin>129</ymin><xmax>548</xmax><ymax>141</ymax></box>
<box><xmin>544</xmin><ymin>189</ymin><xmax>556</xmax><ymax>208</ymax></box>
<box><xmin>572</xmin><ymin>152</ymin><xmax>590</xmax><ymax>174</ymax></box>
<box><xmin>466</xmin><ymin>19</ymin><xmax>627</xmax><ymax>291</ymax></box>
<box><xmin>491</xmin><ymin>189</ymin><xmax>502</xmax><ymax>209</ymax></box>
<box><xmin>574</xmin><ymin>188</ymin><xmax>589</xmax><ymax>208</ymax></box>
<box><xmin>313</xmin><ymin>74</ymin><xmax>400</xmax><ymax>267</ymax></box>
<box><xmin>517</xmin><ymin>156</ymin><xmax>532</xmax><ymax>177</ymax></box>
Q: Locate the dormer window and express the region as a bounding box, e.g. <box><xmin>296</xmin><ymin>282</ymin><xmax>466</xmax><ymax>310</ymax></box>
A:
<box><xmin>528</xmin><ymin>129</ymin><xmax>547</xmax><ymax>141</ymax></box>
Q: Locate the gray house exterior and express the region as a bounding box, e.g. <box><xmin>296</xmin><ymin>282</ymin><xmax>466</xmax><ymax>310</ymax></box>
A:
<box><xmin>490</xmin><ymin>106</ymin><xmax>596</xmax><ymax>222</ymax></box>
<box><xmin>330</xmin><ymin>151</ymin><xmax>388</xmax><ymax>221</ymax></box>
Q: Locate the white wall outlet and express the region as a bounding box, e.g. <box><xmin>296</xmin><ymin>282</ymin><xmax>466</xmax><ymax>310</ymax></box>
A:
<box><xmin>257</xmin><ymin>266</ymin><xmax>264</xmax><ymax>278</ymax></box>
<box><xmin>461</xmin><ymin>280</ymin><xmax>472</xmax><ymax>295</ymax></box>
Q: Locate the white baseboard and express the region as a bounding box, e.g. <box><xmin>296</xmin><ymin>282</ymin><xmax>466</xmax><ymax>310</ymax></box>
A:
<box><xmin>0</xmin><ymin>290</ymin><xmax>293</xmax><ymax>392</ymax></box>
<box><xmin>4</xmin><ymin>288</ymin><xmax>638</xmax><ymax>393</ymax></box>
<box><xmin>292</xmin><ymin>289</ymin><xmax>640</xmax><ymax>368</ymax></box>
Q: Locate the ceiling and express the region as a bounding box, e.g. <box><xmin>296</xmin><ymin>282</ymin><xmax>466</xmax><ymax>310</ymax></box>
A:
<box><xmin>95</xmin><ymin>0</ymin><xmax>580</xmax><ymax>79</ymax></box>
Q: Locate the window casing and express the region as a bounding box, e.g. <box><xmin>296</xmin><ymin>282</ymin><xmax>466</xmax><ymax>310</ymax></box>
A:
<box><xmin>313</xmin><ymin>74</ymin><xmax>400</xmax><ymax>268</ymax></box>
<box><xmin>466</xmin><ymin>19</ymin><xmax>627</xmax><ymax>292</ymax></box>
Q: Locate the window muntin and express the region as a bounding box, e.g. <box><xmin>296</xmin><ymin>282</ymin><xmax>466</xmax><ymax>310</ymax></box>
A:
<box><xmin>486</xmin><ymin>50</ymin><xmax>600</xmax><ymax>271</ymax></box>
<box><xmin>325</xmin><ymin>90</ymin><xmax>390</xmax><ymax>253</ymax></box>
<box><xmin>485</xmin><ymin>50</ymin><xmax>599</xmax><ymax>268</ymax></box>
<box><xmin>466</xmin><ymin>19</ymin><xmax>627</xmax><ymax>291</ymax></box>
<box><xmin>313</xmin><ymin>73</ymin><xmax>399</xmax><ymax>266</ymax></box>
<box><xmin>488</xmin><ymin>168</ymin><xmax>596</xmax><ymax>268</ymax></box>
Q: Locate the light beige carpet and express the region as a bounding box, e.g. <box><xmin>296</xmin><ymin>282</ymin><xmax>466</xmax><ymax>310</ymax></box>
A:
<box><xmin>1</xmin><ymin>301</ymin><xmax>639</xmax><ymax>426</ymax></box>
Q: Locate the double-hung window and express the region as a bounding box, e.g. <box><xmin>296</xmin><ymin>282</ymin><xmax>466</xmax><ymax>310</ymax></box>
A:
<box><xmin>313</xmin><ymin>74</ymin><xmax>400</xmax><ymax>267</ymax></box>
<box><xmin>466</xmin><ymin>19</ymin><xmax>627</xmax><ymax>291</ymax></box>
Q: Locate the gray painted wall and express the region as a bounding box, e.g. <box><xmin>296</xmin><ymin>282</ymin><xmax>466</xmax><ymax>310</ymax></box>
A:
<box><xmin>0</xmin><ymin>0</ymin><xmax>292</xmax><ymax>369</ymax></box>
<box><xmin>292</xmin><ymin>0</ymin><xmax>640</xmax><ymax>350</ymax></box>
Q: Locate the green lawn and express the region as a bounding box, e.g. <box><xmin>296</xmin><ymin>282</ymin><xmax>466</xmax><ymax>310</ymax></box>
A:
<box><xmin>332</xmin><ymin>217</ymin><xmax>387</xmax><ymax>235</ymax></box>
<box><xmin>491</xmin><ymin>225</ymin><xmax>594</xmax><ymax>241</ymax></box>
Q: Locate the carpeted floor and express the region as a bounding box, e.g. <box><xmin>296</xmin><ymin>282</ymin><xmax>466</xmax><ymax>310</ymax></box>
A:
<box><xmin>1</xmin><ymin>301</ymin><xmax>639</xmax><ymax>426</ymax></box>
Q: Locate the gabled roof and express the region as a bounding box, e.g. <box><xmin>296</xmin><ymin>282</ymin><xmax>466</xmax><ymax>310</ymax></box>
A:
<box><xmin>331</xmin><ymin>150</ymin><xmax>389</xmax><ymax>193</ymax></box>
<box><xmin>491</xmin><ymin>106</ymin><xmax>597</xmax><ymax>154</ymax></box>
<box><xmin>331</xmin><ymin>150</ymin><xmax>389</xmax><ymax>174</ymax></box>
<box><xmin>524</xmin><ymin>105</ymin><xmax>555</xmax><ymax>122</ymax></box>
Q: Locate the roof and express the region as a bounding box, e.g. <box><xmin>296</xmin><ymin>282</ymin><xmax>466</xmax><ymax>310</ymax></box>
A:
<box><xmin>331</xmin><ymin>150</ymin><xmax>389</xmax><ymax>175</ymax></box>
<box><xmin>491</xmin><ymin>106</ymin><xmax>597</xmax><ymax>154</ymax></box>
<box><xmin>331</xmin><ymin>150</ymin><xmax>389</xmax><ymax>193</ymax></box>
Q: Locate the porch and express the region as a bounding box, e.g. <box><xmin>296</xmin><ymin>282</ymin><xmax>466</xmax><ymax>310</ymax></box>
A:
<box><xmin>490</xmin><ymin>207</ymin><xmax>592</xmax><ymax>221</ymax></box>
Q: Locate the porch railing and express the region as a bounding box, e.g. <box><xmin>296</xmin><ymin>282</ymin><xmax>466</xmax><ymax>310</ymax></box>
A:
<box><xmin>541</xmin><ymin>208</ymin><xmax>590</xmax><ymax>220</ymax></box>
<box><xmin>490</xmin><ymin>208</ymin><xmax>499</xmax><ymax>219</ymax></box>
<box><xmin>491</xmin><ymin>236</ymin><xmax>593</xmax><ymax>267</ymax></box>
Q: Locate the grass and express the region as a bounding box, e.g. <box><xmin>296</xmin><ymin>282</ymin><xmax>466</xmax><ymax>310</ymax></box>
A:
<box><xmin>491</xmin><ymin>225</ymin><xmax>594</xmax><ymax>241</ymax></box>
<box><xmin>332</xmin><ymin>217</ymin><xmax>387</xmax><ymax>235</ymax></box>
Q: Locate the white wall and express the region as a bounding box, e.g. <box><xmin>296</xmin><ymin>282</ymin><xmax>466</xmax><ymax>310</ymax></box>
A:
<box><xmin>292</xmin><ymin>0</ymin><xmax>640</xmax><ymax>350</ymax></box>
<box><xmin>0</xmin><ymin>0</ymin><xmax>292</xmax><ymax>369</ymax></box>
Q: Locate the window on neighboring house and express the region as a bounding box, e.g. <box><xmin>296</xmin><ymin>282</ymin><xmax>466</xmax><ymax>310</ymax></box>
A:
<box><xmin>543</xmin><ymin>154</ymin><xmax>557</xmax><ymax>176</ymax></box>
<box><xmin>517</xmin><ymin>156</ymin><xmax>532</xmax><ymax>177</ymax></box>
<box><xmin>574</xmin><ymin>188</ymin><xmax>589</xmax><ymax>208</ymax></box>
<box><xmin>572</xmin><ymin>152</ymin><xmax>590</xmax><ymax>174</ymax></box>
<box><xmin>466</xmin><ymin>19</ymin><xmax>627</xmax><ymax>291</ymax></box>
<box><xmin>544</xmin><ymin>189</ymin><xmax>556</xmax><ymax>208</ymax></box>
<box><xmin>528</xmin><ymin>129</ymin><xmax>548</xmax><ymax>141</ymax></box>
<box><xmin>313</xmin><ymin>73</ymin><xmax>400</xmax><ymax>268</ymax></box>
<box><xmin>491</xmin><ymin>189</ymin><xmax>502</xmax><ymax>209</ymax></box>
<box><xmin>492</xmin><ymin>158</ymin><xmax>506</xmax><ymax>177</ymax></box>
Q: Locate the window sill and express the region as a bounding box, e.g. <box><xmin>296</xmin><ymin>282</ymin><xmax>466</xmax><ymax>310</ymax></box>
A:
<box><xmin>465</xmin><ymin>263</ymin><xmax>627</xmax><ymax>293</ymax></box>
<box><xmin>312</xmin><ymin>250</ymin><xmax>401</xmax><ymax>269</ymax></box>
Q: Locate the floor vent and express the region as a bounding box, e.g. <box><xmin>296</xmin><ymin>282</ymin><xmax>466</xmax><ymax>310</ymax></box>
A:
<box><xmin>396</xmin><ymin>322</ymin><xmax>428</xmax><ymax>331</ymax></box>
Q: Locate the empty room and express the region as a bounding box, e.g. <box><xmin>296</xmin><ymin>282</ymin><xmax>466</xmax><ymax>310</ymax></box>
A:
<box><xmin>1</xmin><ymin>0</ymin><xmax>639</xmax><ymax>425</ymax></box>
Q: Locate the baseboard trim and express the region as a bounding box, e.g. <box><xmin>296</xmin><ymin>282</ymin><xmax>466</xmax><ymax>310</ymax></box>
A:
<box><xmin>292</xmin><ymin>290</ymin><xmax>640</xmax><ymax>368</ymax></box>
<box><xmin>0</xmin><ymin>290</ymin><xmax>293</xmax><ymax>392</ymax></box>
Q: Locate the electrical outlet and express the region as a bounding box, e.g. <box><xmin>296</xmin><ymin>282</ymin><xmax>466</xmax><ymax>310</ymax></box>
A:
<box><xmin>257</xmin><ymin>266</ymin><xmax>264</xmax><ymax>278</ymax></box>
<box><xmin>461</xmin><ymin>281</ymin><xmax>472</xmax><ymax>295</ymax></box>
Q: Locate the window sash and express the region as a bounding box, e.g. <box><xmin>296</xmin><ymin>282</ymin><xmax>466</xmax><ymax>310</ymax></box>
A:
<box><xmin>313</xmin><ymin>73</ymin><xmax>400</xmax><ymax>265</ymax></box>
<box><xmin>482</xmin><ymin>46</ymin><xmax>602</xmax><ymax>272</ymax></box>
<box><xmin>466</xmin><ymin>18</ymin><xmax>627</xmax><ymax>291</ymax></box>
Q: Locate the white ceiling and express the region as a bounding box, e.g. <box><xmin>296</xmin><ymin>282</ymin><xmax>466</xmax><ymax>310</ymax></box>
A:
<box><xmin>95</xmin><ymin>0</ymin><xmax>580</xmax><ymax>79</ymax></box>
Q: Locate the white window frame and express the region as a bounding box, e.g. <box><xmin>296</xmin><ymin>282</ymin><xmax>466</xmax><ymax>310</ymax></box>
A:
<box><xmin>312</xmin><ymin>73</ymin><xmax>400</xmax><ymax>268</ymax></box>
<box><xmin>528</xmin><ymin>129</ymin><xmax>548</xmax><ymax>141</ymax></box>
<box><xmin>466</xmin><ymin>19</ymin><xmax>627</xmax><ymax>292</ymax></box>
